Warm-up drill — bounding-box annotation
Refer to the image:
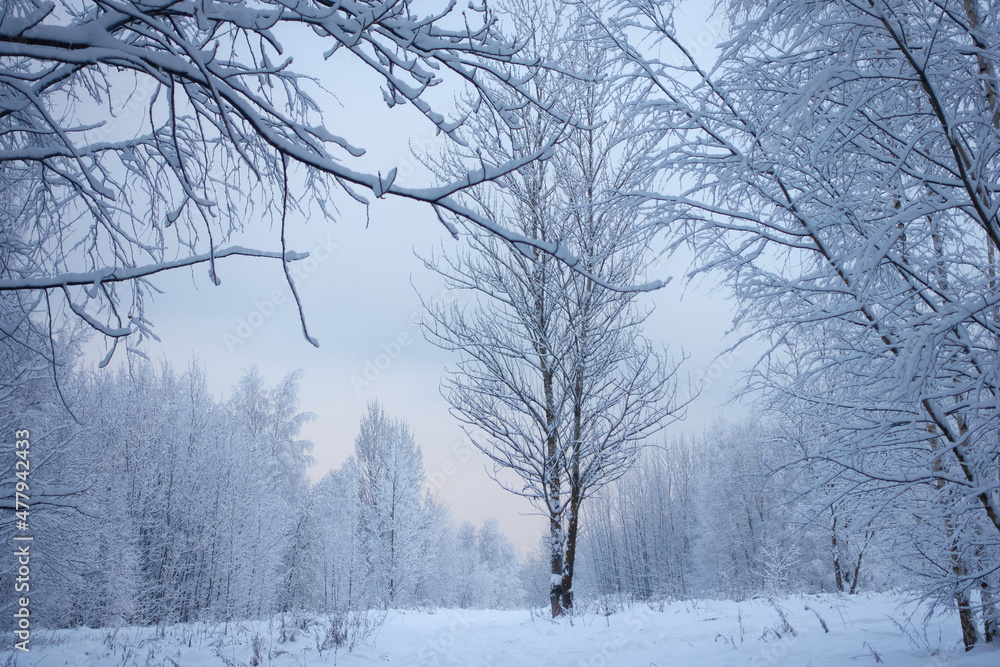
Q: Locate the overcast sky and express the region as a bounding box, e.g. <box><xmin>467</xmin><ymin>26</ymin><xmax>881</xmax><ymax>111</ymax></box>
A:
<box><xmin>79</xmin><ymin>2</ymin><xmax>745</xmax><ymax>555</ymax></box>
<box><xmin>95</xmin><ymin>213</ymin><xmax>755</xmax><ymax>555</ymax></box>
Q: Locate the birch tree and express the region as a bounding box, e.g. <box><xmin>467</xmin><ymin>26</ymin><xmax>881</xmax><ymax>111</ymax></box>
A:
<box><xmin>602</xmin><ymin>0</ymin><xmax>1000</xmax><ymax>646</ymax></box>
<box><xmin>422</xmin><ymin>0</ymin><xmax>682</xmax><ymax>617</ymax></box>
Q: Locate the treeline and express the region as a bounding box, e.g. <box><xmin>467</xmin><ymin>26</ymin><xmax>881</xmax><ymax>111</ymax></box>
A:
<box><xmin>0</xmin><ymin>356</ymin><xmax>522</xmax><ymax>630</ymax></box>
<box><xmin>1</xmin><ymin>343</ymin><xmax>946</xmax><ymax>630</ymax></box>
<box><xmin>567</xmin><ymin>422</ymin><xmax>900</xmax><ymax>607</ymax></box>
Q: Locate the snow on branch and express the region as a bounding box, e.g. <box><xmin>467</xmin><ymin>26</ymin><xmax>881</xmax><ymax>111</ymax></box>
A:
<box><xmin>0</xmin><ymin>246</ymin><xmax>308</xmax><ymax>291</ymax></box>
<box><xmin>0</xmin><ymin>0</ymin><xmax>605</xmax><ymax>359</ymax></box>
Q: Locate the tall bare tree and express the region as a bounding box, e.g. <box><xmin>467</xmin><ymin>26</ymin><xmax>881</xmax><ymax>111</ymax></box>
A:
<box><xmin>421</xmin><ymin>0</ymin><xmax>683</xmax><ymax>617</ymax></box>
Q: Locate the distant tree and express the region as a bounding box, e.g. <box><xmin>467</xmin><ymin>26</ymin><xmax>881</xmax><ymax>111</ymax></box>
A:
<box><xmin>448</xmin><ymin>518</ymin><xmax>524</xmax><ymax>609</ymax></box>
<box><xmin>580</xmin><ymin>440</ymin><xmax>696</xmax><ymax>602</ymax></box>
<box><xmin>352</xmin><ymin>401</ymin><xmax>426</xmax><ymax>608</ymax></box>
<box><xmin>308</xmin><ymin>466</ymin><xmax>367</xmax><ymax>613</ymax></box>
<box><xmin>576</xmin><ymin>423</ymin><xmax>876</xmax><ymax>605</ymax></box>
<box><xmin>410</xmin><ymin>493</ymin><xmax>458</xmax><ymax>606</ymax></box>
<box><xmin>474</xmin><ymin>518</ymin><xmax>524</xmax><ymax>608</ymax></box>
<box><xmin>17</xmin><ymin>360</ymin><xmax>315</xmax><ymax>627</ymax></box>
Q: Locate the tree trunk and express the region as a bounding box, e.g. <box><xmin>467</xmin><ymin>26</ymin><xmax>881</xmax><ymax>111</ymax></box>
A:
<box><xmin>561</xmin><ymin>377</ymin><xmax>584</xmax><ymax>612</ymax></box>
<box><xmin>931</xmin><ymin>423</ymin><xmax>979</xmax><ymax>650</ymax></box>
<box><xmin>958</xmin><ymin>590</ymin><xmax>978</xmax><ymax>651</ymax></box>
<box><xmin>549</xmin><ymin>514</ymin><xmax>564</xmax><ymax>618</ymax></box>
<box><xmin>831</xmin><ymin>508</ymin><xmax>845</xmax><ymax>592</ymax></box>
<box><xmin>561</xmin><ymin>493</ymin><xmax>580</xmax><ymax>612</ymax></box>
<box><xmin>544</xmin><ymin>373</ymin><xmax>564</xmax><ymax>618</ymax></box>
<box><xmin>963</xmin><ymin>0</ymin><xmax>1000</xmax><ymax>129</ymax></box>
<box><xmin>848</xmin><ymin>539</ymin><xmax>865</xmax><ymax>595</ymax></box>
<box><xmin>980</xmin><ymin>579</ymin><xmax>999</xmax><ymax>643</ymax></box>
<box><xmin>540</xmin><ymin>311</ymin><xmax>564</xmax><ymax>618</ymax></box>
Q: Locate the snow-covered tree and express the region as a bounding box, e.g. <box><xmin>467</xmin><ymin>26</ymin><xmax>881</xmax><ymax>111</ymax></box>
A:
<box><xmin>0</xmin><ymin>328</ymin><xmax>89</xmax><ymax>629</ymax></box>
<box><xmin>352</xmin><ymin>401</ymin><xmax>427</xmax><ymax>608</ymax></box>
<box><xmin>421</xmin><ymin>0</ymin><xmax>682</xmax><ymax>617</ymax></box>
<box><xmin>308</xmin><ymin>466</ymin><xmax>366</xmax><ymax>613</ymax></box>
<box><xmin>603</xmin><ymin>0</ymin><xmax>1000</xmax><ymax>646</ymax></box>
<box><xmin>15</xmin><ymin>360</ymin><xmax>315</xmax><ymax>627</ymax></box>
<box><xmin>447</xmin><ymin>519</ymin><xmax>524</xmax><ymax>608</ymax></box>
<box><xmin>576</xmin><ymin>421</ymin><xmax>889</xmax><ymax>605</ymax></box>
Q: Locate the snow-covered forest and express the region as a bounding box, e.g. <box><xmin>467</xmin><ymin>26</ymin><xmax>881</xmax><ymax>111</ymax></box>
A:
<box><xmin>3</xmin><ymin>0</ymin><xmax>1000</xmax><ymax>664</ymax></box>
<box><xmin>2</xmin><ymin>363</ymin><xmax>524</xmax><ymax>625</ymax></box>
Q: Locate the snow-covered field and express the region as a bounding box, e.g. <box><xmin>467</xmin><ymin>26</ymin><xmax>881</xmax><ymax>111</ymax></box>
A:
<box><xmin>6</xmin><ymin>593</ymin><xmax>1000</xmax><ymax>667</ymax></box>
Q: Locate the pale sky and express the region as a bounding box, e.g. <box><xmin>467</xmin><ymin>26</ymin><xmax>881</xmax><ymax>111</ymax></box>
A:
<box><xmin>79</xmin><ymin>1</ymin><xmax>746</xmax><ymax>555</ymax></box>
<box><xmin>99</xmin><ymin>206</ymin><xmax>755</xmax><ymax>555</ymax></box>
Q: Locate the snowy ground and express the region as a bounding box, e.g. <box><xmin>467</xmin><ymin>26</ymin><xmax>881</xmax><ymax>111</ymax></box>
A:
<box><xmin>6</xmin><ymin>593</ymin><xmax>1000</xmax><ymax>666</ymax></box>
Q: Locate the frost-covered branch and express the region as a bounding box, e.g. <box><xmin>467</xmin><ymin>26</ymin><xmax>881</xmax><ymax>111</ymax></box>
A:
<box><xmin>0</xmin><ymin>0</ymin><xmax>582</xmax><ymax>357</ymax></box>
